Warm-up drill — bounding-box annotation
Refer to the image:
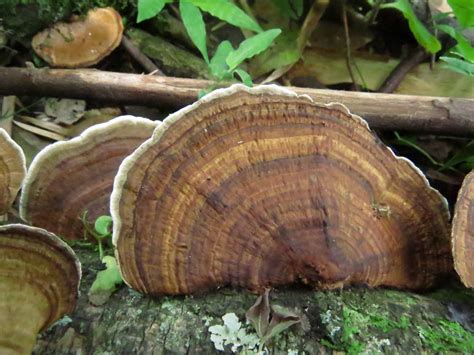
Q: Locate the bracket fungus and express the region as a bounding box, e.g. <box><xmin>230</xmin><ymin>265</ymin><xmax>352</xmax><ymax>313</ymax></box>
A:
<box><xmin>0</xmin><ymin>224</ymin><xmax>80</xmax><ymax>354</ymax></box>
<box><xmin>0</xmin><ymin>128</ymin><xmax>26</xmax><ymax>219</ymax></box>
<box><xmin>451</xmin><ymin>170</ymin><xmax>474</xmax><ymax>288</ymax></box>
<box><xmin>20</xmin><ymin>116</ymin><xmax>157</xmax><ymax>240</ymax></box>
<box><xmin>32</xmin><ymin>7</ymin><xmax>123</xmax><ymax>68</ymax></box>
<box><xmin>112</xmin><ymin>85</ymin><xmax>451</xmax><ymax>296</ymax></box>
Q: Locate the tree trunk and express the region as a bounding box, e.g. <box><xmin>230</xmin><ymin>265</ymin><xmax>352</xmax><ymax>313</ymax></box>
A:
<box><xmin>33</xmin><ymin>246</ymin><xmax>474</xmax><ymax>354</ymax></box>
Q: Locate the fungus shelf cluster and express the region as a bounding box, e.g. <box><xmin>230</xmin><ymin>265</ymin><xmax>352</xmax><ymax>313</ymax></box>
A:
<box><xmin>110</xmin><ymin>85</ymin><xmax>454</xmax><ymax>295</ymax></box>
<box><xmin>1</xmin><ymin>85</ymin><xmax>473</xmax><ymax>353</ymax></box>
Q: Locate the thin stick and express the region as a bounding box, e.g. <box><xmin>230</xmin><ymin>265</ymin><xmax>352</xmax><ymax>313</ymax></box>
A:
<box><xmin>379</xmin><ymin>48</ymin><xmax>428</xmax><ymax>93</ymax></box>
<box><xmin>342</xmin><ymin>2</ymin><xmax>360</xmax><ymax>91</ymax></box>
<box><xmin>121</xmin><ymin>36</ymin><xmax>164</xmax><ymax>75</ymax></box>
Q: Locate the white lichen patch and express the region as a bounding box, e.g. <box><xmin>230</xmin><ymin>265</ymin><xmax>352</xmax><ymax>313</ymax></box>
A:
<box><xmin>208</xmin><ymin>313</ymin><xmax>259</xmax><ymax>353</ymax></box>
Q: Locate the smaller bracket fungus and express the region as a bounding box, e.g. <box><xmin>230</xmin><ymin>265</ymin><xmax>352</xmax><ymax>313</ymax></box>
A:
<box><xmin>20</xmin><ymin>116</ymin><xmax>158</xmax><ymax>240</ymax></box>
<box><xmin>32</xmin><ymin>7</ymin><xmax>123</xmax><ymax>68</ymax></box>
<box><xmin>451</xmin><ymin>170</ymin><xmax>474</xmax><ymax>288</ymax></box>
<box><xmin>0</xmin><ymin>224</ymin><xmax>80</xmax><ymax>354</ymax></box>
<box><xmin>112</xmin><ymin>84</ymin><xmax>452</xmax><ymax>296</ymax></box>
<box><xmin>0</xmin><ymin>129</ymin><xmax>26</xmax><ymax>219</ymax></box>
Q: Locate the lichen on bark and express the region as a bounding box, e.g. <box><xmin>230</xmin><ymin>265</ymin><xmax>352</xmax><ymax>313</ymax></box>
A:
<box><xmin>34</xmin><ymin>245</ymin><xmax>473</xmax><ymax>354</ymax></box>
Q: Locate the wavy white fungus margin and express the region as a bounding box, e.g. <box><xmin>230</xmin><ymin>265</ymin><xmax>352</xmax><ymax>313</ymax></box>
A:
<box><xmin>110</xmin><ymin>84</ymin><xmax>450</xmax><ymax>265</ymax></box>
<box><xmin>19</xmin><ymin>115</ymin><xmax>158</xmax><ymax>222</ymax></box>
<box><xmin>0</xmin><ymin>128</ymin><xmax>27</xmax><ymax>209</ymax></box>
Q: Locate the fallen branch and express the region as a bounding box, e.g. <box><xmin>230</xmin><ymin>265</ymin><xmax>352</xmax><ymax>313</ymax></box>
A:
<box><xmin>1</xmin><ymin>67</ymin><xmax>474</xmax><ymax>135</ymax></box>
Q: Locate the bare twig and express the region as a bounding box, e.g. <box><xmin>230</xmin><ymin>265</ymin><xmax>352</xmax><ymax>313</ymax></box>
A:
<box><xmin>1</xmin><ymin>68</ymin><xmax>474</xmax><ymax>135</ymax></box>
<box><xmin>121</xmin><ymin>36</ymin><xmax>164</xmax><ymax>75</ymax></box>
<box><xmin>342</xmin><ymin>2</ymin><xmax>360</xmax><ymax>91</ymax></box>
<box><xmin>378</xmin><ymin>48</ymin><xmax>429</xmax><ymax>93</ymax></box>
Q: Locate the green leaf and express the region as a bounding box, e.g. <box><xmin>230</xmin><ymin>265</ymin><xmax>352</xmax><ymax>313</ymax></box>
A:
<box><xmin>441</xmin><ymin>140</ymin><xmax>474</xmax><ymax>170</ymax></box>
<box><xmin>94</xmin><ymin>215</ymin><xmax>113</xmax><ymax>236</ymax></box>
<box><xmin>440</xmin><ymin>56</ymin><xmax>474</xmax><ymax>76</ymax></box>
<box><xmin>180</xmin><ymin>0</ymin><xmax>209</xmax><ymax>63</ymax></box>
<box><xmin>448</xmin><ymin>0</ymin><xmax>474</xmax><ymax>28</ymax></box>
<box><xmin>382</xmin><ymin>0</ymin><xmax>441</xmax><ymax>54</ymax></box>
<box><xmin>210</xmin><ymin>40</ymin><xmax>234</xmax><ymax>79</ymax></box>
<box><xmin>137</xmin><ymin>0</ymin><xmax>171</xmax><ymax>23</ymax></box>
<box><xmin>226</xmin><ymin>29</ymin><xmax>282</xmax><ymax>70</ymax></box>
<box><xmin>189</xmin><ymin>0</ymin><xmax>263</xmax><ymax>33</ymax></box>
<box><xmin>233</xmin><ymin>68</ymin><xmax>253</xmax><ymax>87</ymax></box>
<box><xmin>436</xmin><ymin>24</ymin><xmax>474</xmax><ymax>62</ymax></box>
<box><xmin>293</xmin><ymin>0</ymin><xmax>304</xmax><ymax>17</ymax></box>
<box><xmin>88</xmin><ymin>256</ymin><xmax>124</xmax><ymax>305</ymax></box>
<box><xmin>245</xmin><ymin>289</ymin><xmax>271</xmax><ymax>338</ymax></box>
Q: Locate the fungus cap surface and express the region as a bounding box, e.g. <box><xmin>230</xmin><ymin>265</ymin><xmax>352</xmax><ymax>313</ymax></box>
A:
<box><xmin>32</xmin><ymin>7</ymin><xmax>123</xmax><ymax>68</ymax></box>
<box><xmin>20</xmin><ymin>115</ymin><xmax>158</xmax><ymax>240</ymax></box>
<box><xmin>112</xmin><ymin>84</ymin><xmax>451</xmax><ymax>295</ymax></box>
<box><xmin>452</xmin><ymin>170</ymin><xmax>474</xmax><ymax>288</ymax></box>
<box><xmin>0</xmin><ymin>129</ymin><xmax>26</xmax><ymax>216</ymax></box>
<box><xmin>0</xmin><ymin>224</ymin><xmax>81</xmax><ymax>354</ymax></box>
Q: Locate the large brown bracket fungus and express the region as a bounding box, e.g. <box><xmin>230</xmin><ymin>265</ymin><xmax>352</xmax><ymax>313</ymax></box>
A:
<box><xmin>112</xmin><ymin>85</ymin><xmax>452</xmax><ymax>296</ymax></box>
<box><xmin>0</xmin><ymin>128</ymin><xmax>26</xmax><ymax>220</ymax></box>
<box><xmin>32</xmin><ymin>7</ymin><xmax>123</xmax><ymax>68</ymax></box>
<box><xmin>20</xmin><ymin>116</ymin><xmax>158</xmax><ymax>240</ymax></box>
<box><xmin>0</xmin><ymin>224</ymin><xmax>80</xmax><ymax>354</ymax></box>
<box><xmin>452</xmin><ymin>170</ymin><xmax>474</xmax><ymax>288</ymax></box>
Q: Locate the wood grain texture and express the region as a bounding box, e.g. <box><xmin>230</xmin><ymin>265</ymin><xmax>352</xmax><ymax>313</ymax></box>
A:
<box><xmin>112</xmin><ymin>85</ymin><xmax>452</xmax><ymax>296</ymax></box>
<box><xmin>452</xmin><ymin>170</ymin><xmax>474</xmax><ymax>288</ymax></box>
<box><xmin>0</xmin><ymin>224</ymin><xmax>80</xmax><ymax>354</ymax></box>
<box><xmin>20</xmin><ymin>116</ymin><xmax>157</xmax><ymax>240</ymax></box>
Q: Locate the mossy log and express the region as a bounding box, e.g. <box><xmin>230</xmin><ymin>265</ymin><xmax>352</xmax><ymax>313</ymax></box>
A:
<box><xmin>127</xmin><ymin>28</ymin><xmax>211</xmax><ymax>79</ymax></box>
<box><xmin>34</xmin><ymin>246</ymin><xmax>474</xmax><ymax>354</ymax></box>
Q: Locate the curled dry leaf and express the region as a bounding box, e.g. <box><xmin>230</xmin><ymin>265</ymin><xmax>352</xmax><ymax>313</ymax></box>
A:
<box><xmin>112</xmin><ymin>84</ymin><xmax>451</xmax><ymax>296</ymax></box>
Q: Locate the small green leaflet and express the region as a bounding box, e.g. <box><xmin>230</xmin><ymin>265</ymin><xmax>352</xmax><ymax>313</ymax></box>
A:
<box><xmin>189</xmin><ymin>0</ymin><xmax>263</xmax><ymax>33</ymax></box>
<box><xmin>94</xmin><ymin>215</ymin><xmax>113</xmax><ymax>236</ymax></box>
<box><xmin>226</xmin><ymin>29</ymin><xmax>282</xmax><ymax>71</ymax></box>
<box><xmin>437</xmin><ymin>24</ymin><xmax>474</xmax><ymax>62</ymax></box>
<box><xmin>209</xmin><ymin>40</ymin><xmax>234</xmax><ymax>79</ymax></box>
<box><xmin>233</xmin><ymin>68</ymin><xmax>253</xmax><ymax>87</ymax></box>
<box><xmin>440</xmin><ymin>56</ymin><xmax>474</xmax><ymax>76</ymax></box>
<box><xmin>88</xmin><ymin>256</ymin><xmax>124</xmax><ymax>305</ymax></box>
<box><xmin>382</xmin><ymin>0</ymin><xmax>441</xmax><ymax>54</ymax></box>
<box><xmin>137</xmin><ymin>0</ymin><xmax>172</xmax><ymax>23</ymax></box>
<box><xmin>448</xmin><ymin>0</ymin><xmax>474</xmax><ymax>28</ymax></box>
<box><xmin>180</xmin><ymin>1</ymin><xmax>209</xmax><ymax>63</ymax></box>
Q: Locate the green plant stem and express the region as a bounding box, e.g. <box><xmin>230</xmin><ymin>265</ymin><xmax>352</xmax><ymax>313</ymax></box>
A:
<box><xmin>394</xmin><ymin>132</ymin><xmax>443</xmax><ymax>167</ymax></box>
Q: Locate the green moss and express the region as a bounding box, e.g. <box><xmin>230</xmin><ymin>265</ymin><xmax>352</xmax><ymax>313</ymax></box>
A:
<box><xmin>417</xmin><ymin>319</ymin><xmax>474</xmax><ymax>353</ymax></box>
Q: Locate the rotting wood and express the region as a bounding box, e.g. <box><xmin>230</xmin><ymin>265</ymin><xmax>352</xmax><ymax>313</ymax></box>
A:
<box><xmin>1</xmin><ymin>67</ymin><xmax>474</xmax><ymax>135</ymax></box>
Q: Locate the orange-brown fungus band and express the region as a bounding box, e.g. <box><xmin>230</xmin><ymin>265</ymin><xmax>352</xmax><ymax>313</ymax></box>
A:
<box><xmin>32</xmin><ymin>7</ymin><xmax>123</xmax><ymax>68</ymax></box>
<box><xmin>0</xmin><ymin>224</ymin><xmax>80</xmax><ymax>354</ymax></box>
<box><xmin>112</xmin><ymin>85</ymin><xmax>451</xmax><ymax>296</ymax></box>
<box><xmin>20</xmin><ymin>116</ymin><xmax>157</xmax><ymax>240</ymax></box>
<box><xmin>0</xmin><ymin>129</ymin><xmax>26</xmax><ymax>217</ymax></box>
<box><xmin>452</xmin><ymin>170</ymin><xmax>474</xmax><ymax>288</ymax></box>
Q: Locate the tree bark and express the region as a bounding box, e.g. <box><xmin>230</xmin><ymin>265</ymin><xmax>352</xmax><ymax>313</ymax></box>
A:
<box><xmin>33</xmin><ymin>245</ymin><xmax>474</xmax><ymax>354</ymax></box>
<box><xmin>1</xmin><ymin>67</ymin><xmax>474</xmax><ymax>135</ymax></box>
